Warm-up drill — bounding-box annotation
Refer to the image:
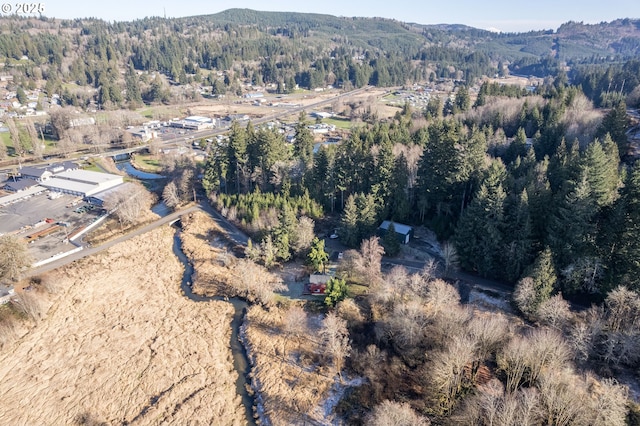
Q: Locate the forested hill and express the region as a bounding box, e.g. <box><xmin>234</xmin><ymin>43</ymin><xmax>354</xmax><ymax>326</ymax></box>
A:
<box><xmin>0</xmin><ymin>10</ymin><xmax>638</xmax><ymax>108</ymax></box>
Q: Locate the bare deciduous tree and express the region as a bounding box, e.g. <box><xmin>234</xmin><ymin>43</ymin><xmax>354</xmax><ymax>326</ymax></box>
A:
<box><xmin>0</xmin><ymin>137</ymin><xmax>7</xmax><ymax>160</ymax></box>
<box><xmin>283</xmin><ymin>305</ymin><xmax>308</xmax><ymax>356</ymax></box>
<box><xmin>0</xmin><ymin>235</ymin><xmax>32</xmax><ymax>283</ymax></box>
<box><xmin>467</xmin><ymin>314</ymin><xmax>510</xmax><ymax>377</ymax></box>
<box><xmin>586</xmin><ymin>376</ymin><xmax>629</xmax><ymax>426</ymax></box>
<box><xmin>456</xmin><ymin>379</ymin><xmax>542</xmax><ymax>426</ymax></box>
<box><xmin>162</xmin><ymin>181</ymin><xmax>180</xmax><ymax>208</ymax></box>
<box><xmin>536</xmin><ymin>294</ymin><xmax>573</xmax><ymax>330</ymax></box>
<box><xmin>498</xmin><ymin>335</ymin><xmax>531</xmax><ymax>393</ymax></box>
<box><xmin>234</xmin><ymin>258</ymin><xmax>285</xmax><ymax>305</ymax></box>
<box><xmin>538</xmin><ymin>369</ymin><xmax>589</xmax><ymax>426</ymax></box>
<box><xmin>387</xmin><ymin>300</ymin><xmax>429</xmax><ymax>351</ymax></box>
<box><xmin>354</xmin><ymin>236</ymin><xmax>384</xmax><ymax>286</ymax></box>
<box><xmin>24</xmin><ymin>119</ymin><xmax>44</xmax><ymax>159</ymax></box>
<box><xmin>290</xmin><ymin>216</ymin><xmax>315</xmax><ymax>256</ymax></box>
<box><xmin>374</xmin><ymin>265</ymin><xmax>408</xmax><ymax>306</ymax></box>
<box><xmin>103</xmin><ymin>182</ymin><xmax>153</xmax><ymax>227</ymax></box>
<box><xmin>569</xmin><ymin>306</ymin><xmax>605</xmax><ymax>362</ymax></box>
<box><xmin>49</xmin><ymin>107</ymin><xmax>73</xmax><ymax>140</ymax></box>
<box><xmin>526</xmin><ymin>328</ymin><xmax>571</xmax><ymax>386</ymax></box>
<box><xmin>424</xmin><ymin>279</ymin><xmax>460</xmax><ymax>318</ymax></box>
<box><xmin>367</xmin><ymin>400</ymin><xmax>430</xmax><ymax>426</ymax></box>
<box><xmin>513</xmin><ymin>277</ymin><xmax>537</xmax><ymax>318</ymax></box>
<box><xmin>336</xmin><ymin>298</ymin><xmax>364</xmax><ymax>325</ymax></box>
<box><xmin>320</xmin><ymin>311</ymin><xmax>351</xmax><ymax>379</ymax></box>
<box><xmin>429</xmin><ymin>334</ymin><xmax>477</xmax><ymax>414</ymax></box>
<box><xmin>5</xmin><ymin>119</ymin><xmax>25</xmax><ymax>157</ymax></box>
<box><xmin>441</xmin><ymin>241</ymin><xmax>459</xmax><ymax>276</ymax></box>
<box><xmin>605</xmin><ymin>286</ymin><xmax>640</xmax><ymax>333</ymax></box>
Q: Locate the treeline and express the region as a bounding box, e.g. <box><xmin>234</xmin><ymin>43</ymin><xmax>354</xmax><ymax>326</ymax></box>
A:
<box><xmin>571</xmin><ymin>59</ymin><xmax>640</xmax><ymax>108</ymax></box>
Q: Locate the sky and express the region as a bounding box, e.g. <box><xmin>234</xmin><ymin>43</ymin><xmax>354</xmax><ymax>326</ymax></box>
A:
<box><xmin>34</xmin><ymin>0</ymin><xmax>640</xmax><ymax>33</ymax></box>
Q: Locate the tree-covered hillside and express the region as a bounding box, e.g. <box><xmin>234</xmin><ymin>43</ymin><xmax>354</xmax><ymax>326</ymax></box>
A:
<box><xmin>0</xmin><ymin>11</ymin><xmax>638</xmax><ymax>111</ymax></box>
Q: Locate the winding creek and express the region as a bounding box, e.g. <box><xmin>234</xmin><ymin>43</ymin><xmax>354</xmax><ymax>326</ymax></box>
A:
<box><xmin>118</xmin><ymin>160</ymin><xmax>257</xmax><ymax>425</ymax></box>
<box><xmin>171</xmin><ymin>228</ymin><xmax>257</xmax><ymax>426</ymax></box>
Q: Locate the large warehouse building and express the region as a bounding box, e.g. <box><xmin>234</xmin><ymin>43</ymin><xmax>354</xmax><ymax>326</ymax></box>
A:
<box><xmin>40</xmin><ymin>169</ymin><xmax>124</xmax><ymax>197</ymax></box>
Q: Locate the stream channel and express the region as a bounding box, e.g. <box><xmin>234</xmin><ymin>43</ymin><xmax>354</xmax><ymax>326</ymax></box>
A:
<box><xmin>171</xmin><ymin>226</ymin><xmax>257</xmax><ymax>425</ymax></box>
<box><xmin>118</xmin><ymin>160</ymin><xmax>257</xmax><ymax>424</ymax></box>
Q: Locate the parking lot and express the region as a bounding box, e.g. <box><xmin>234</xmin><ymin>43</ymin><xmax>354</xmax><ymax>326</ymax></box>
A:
<box><xmin>0</xmin><ymin>191</ymin><xmax>102</xmax><ymax>261</ymax></box>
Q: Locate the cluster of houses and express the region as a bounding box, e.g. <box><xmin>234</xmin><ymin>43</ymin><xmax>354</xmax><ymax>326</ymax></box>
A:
<box><xmin>0</xmin><ymin>75</ymin><xmax>53</xmax><ymax>119</ymax></box>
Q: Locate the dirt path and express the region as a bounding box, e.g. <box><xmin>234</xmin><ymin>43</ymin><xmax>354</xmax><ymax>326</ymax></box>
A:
<box><xmin>0</xmin><ymin>226</ymin><xmax>244</xmax><ymax>425</ymax></box>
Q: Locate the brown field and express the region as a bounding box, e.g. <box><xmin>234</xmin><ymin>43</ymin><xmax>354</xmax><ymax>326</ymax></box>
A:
<box><xmin>0</xmin><ymin>226</ymin><xmax>244</xmax><ymax>425</ymax></box>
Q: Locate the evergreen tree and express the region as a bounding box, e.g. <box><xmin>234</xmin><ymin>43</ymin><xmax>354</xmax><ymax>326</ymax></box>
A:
<box><xmin>16</xmin><ymin>87</ymin><xmax>27</xmax><ymax>105</ymax></box>
<box><xmin>454</xmin><ymin>161</ymin><xmax>507</xmax><ymax>278</ymax></box>
<box><xmin>546</xmin><ymin>172</ymin><xmax>598</xmax><ymax>268</ymax></box>
<box><xmin>502</xmin><ymin>189</ymin><xmax>534</xmax><ymax>282</ymax></box>
<box><xmin>325</xmin><ymin>277</ymin><xmax>348</xmax><ymax>307</ymax></box>
<box><xmin>311</xmin><ymin>147</ymin><xmax>336</xmax><ymax>211</ymax></box>
<box><xmin>227</xmin><ymin>121</ymin><xmax>249</xmax><ymax>194</ymax></box>
<box><xmin>372</xmin><ymin>137</ymin><xmax>395</xmax><ymax>217</ymax></box>
<box><xmin>606</xmin><ymin>163</ymin><xmax>640</xmax><ymax>291</ymax></box>
<box><xmin>547</xmin><ymin>138</ymin><xmax>580</xmax><ymax>193</ymax></box>
<box><xmin>307</xmin><ymin>237</ymin><xmax>329</xmax><ymax>273</ymax></box>
<box><xmin>596</xmin><ymin>100</ymin><xmax>629</xmax><ymax>156</ymax></box>
<box><xmin>522</xmin><ymin>247</ymin><xmax>558</xmax><ymax>310</ymax></box>
<box><xmin>416</xmin><ymin>120</ymin><xmax>466</xmax><ymax>233</ymax></box>
<box><xmin>454</xmin><ymin>85</ymin><xmax>471</xmax><ymax>113</ymax></box>
<box><xmin>425</xmin><ymin>96</ymin><xmax>442</xmax><ymax>120</ymax></box>
<box><xmin>581</xmin><ymin>138</ymin><xmax>619</xmax><ymax>207</ymax></box>
<box><xmin>273</xmin><ymin>204</ymin><xmax>296</xmax><ymax>262</ymax></box>
<box><xmin>504</xmin><ymin>127</ymin><xmax>528</xmax><ymax>165</ymax></box>
<box><xmin>294</xmin><ymin>112</ymin><xmax>314</xmax><ymax>168</ymax></box>
<box><xmin>124</xmin><ymin>61</ymin><xmax>142</xmax><ymax>107</ymax></box>
<box><xmin>382</xmin><ymin>222</ymin><xmax>401</xmax><ymax>257</ymax></box>
<box><xmin>340</xmin><ymin>194</ymin><xmax>360</xmax><ymax>248</ymax></box>
<box><xmin>388</xmin><ymin>153</ymin><xmax>411</xmax><ymax>222</ymax></box>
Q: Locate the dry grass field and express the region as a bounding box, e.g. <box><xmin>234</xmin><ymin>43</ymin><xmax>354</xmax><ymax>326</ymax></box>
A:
<box><xmin>242</xmin><ymin>305</ymin><xmax>337</xmax><ymax>425</ymax></box>
<box><xmin>0</xmin><ymin>226</ymin><xmax>244</xmax><ymax>425</ymax></box>
<box><xmin>179</xmin><ymin>211</ymin><xmax>238</xmax><ymax>297</ymax></box>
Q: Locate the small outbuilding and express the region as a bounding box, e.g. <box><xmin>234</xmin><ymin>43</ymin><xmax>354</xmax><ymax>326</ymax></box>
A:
<box><xmin>378</xmin><ymin>220</ymin><xmax>414</xmax><ymax>245</ymax></box>
<box><xmin>309</xmin><ymin>274</ymin><xmax>331</xmax><ymax>295</ymax></box>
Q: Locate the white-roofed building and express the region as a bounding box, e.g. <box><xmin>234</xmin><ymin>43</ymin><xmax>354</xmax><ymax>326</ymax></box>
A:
<box><xmin>170</xmin><ymin>115</ymin><xmax>214</xmax><ymax>130</ymax></box>
<box><xmin>40</xmin><ymin>170</ymin><xmax>123</xmax><ymax>197</ymax></box>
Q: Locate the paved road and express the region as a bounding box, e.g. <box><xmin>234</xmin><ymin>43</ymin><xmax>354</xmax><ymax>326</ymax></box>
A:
<box><xmin>26</xmin><ymin>197</ymin><xmax>253</xmax><ymax>278</ymax></box>
<box><xmin>27</xmin><ymin>205</ymin><xmax>200</xmax><ymax>277</ymax></box>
